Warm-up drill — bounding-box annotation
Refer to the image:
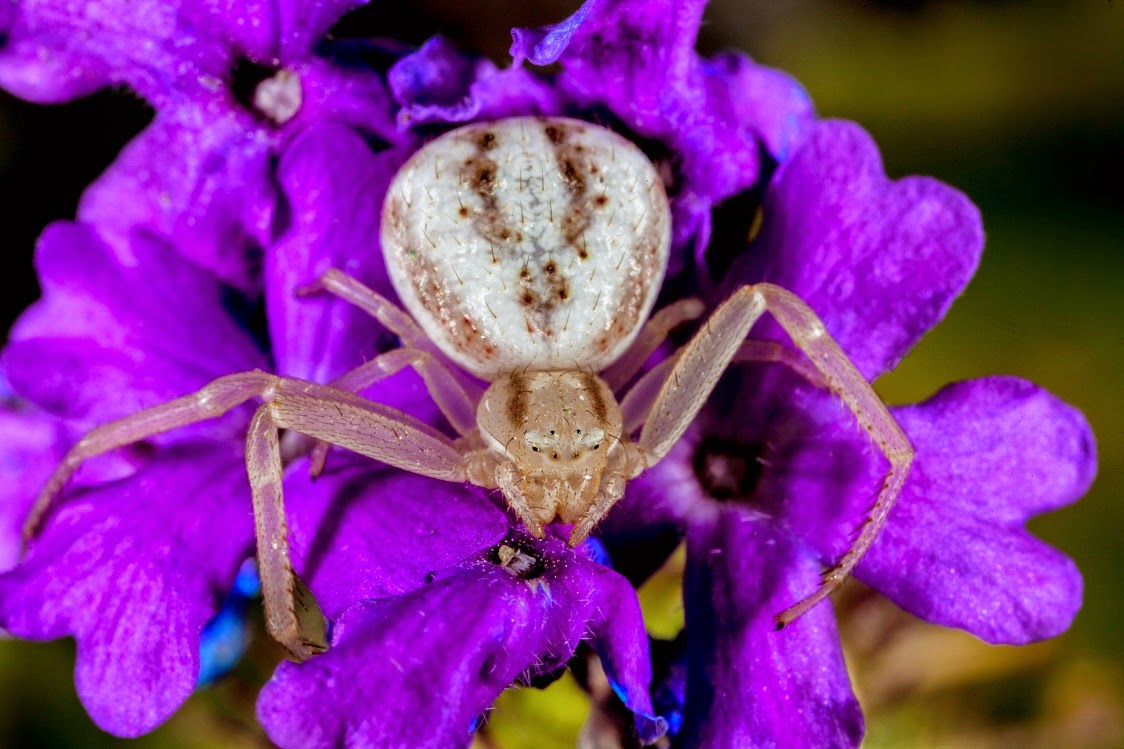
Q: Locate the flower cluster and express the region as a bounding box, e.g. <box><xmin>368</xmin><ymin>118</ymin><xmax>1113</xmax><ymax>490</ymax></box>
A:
<box><xmin>0</xmin><ymin>0</ymin><xmax>1095</xmax><ymax>747</ymax></box>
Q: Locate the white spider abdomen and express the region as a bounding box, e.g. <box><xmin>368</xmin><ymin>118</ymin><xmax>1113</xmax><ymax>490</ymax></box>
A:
<box><xmin>381</xmin><ymin>117</ymin><xmax>671</xmax><ymax>379</ymax></box>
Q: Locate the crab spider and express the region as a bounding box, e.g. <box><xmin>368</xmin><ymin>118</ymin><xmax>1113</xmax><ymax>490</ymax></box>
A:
<box><xmin>24</xmin><ymin>117</ymin><xmax>912</xmax><ymax>661</ymax></box>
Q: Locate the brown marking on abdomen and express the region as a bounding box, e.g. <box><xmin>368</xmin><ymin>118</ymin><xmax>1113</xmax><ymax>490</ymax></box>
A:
<box><xmin>461</xmin><ymin>155</ymin><xmax>499</xmax><ymax>210</ymax></box>
<box><xmin>386</xmin><ymin>190</ymin><xmax>499</xmax><ymax>367</ymax></box>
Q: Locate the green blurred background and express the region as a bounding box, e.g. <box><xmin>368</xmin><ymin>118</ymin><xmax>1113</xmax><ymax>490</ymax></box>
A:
<box><xmin>0</xmin><ymin>1</ymin><xmax>1120</xmax><ymax>746</ymax></box>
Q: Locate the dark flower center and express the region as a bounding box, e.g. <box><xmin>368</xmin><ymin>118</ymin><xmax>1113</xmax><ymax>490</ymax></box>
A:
<box><xmin>230</xmin><ymin>59</ymin><xmax>301</xmax><ymax>124</ymax></box>
<box><xmin>706</xmin><ymin>182</ymin><xmax>768</xmax><ymax>282</ymax></box>
<box><xmin>692</xmin><ymin>436</ymin><xmax>765</xmax><ymax>501</ymax></box>
<box><xmin>488</xmin><ymin>538</ymin><xmax>547</xmax><ymax>580</ymax></box>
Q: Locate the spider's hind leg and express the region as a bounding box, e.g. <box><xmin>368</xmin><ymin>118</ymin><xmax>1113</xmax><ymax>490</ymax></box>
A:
<box><xmin>303</xmin><ymin>348</ymin><xmax>478</xmax><ymax>479</ymax></box>
<box><xmin>629</xmin><ymin>283</ymin><xmax>914</xmax><ymax>626</ymax></box>
<box><xmin>296</xmin><ymin>269</ymin><xmax>482</xmax><ymax>478</ymax></box>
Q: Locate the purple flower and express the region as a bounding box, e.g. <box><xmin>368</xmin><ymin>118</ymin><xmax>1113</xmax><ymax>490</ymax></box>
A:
<box><xmin>0</xmin><ymin>209</ymin><xmax>666</xmax><ymax>741</ymax></box>
<box><xmin>0</xmin><ymin>0</ymin><xmax>1096</xmax><ymax>747</ymax></box>
<box><xmin>511</xmin><ymin>0</ymin><xmax>814</xmax><ymax>267</ymax></box>
<box><xmin>601</xmin><ymin>120</ymin><xmax>1097</xmax><ymax>746</ymax></box>
<box><xmin>0</xmin><ymin>0</ymin><xmax>399</xmax><ymax>291</ymax></box>
<box><xmin>0</xmin><ymin>224</ymin><xmax>270</xmax><ymax>733</ymax></box>
<box><xmin>6</xmin><ymin>0</ymin><xmax>790</xmax><ymax>733</ymax></box>
<box><xmin>0</xmin><ymin>0</ymin><xmax>812</xmax><ymax>289</ymax></box>
<box><xmin>258</xmin><ymin>531</ymin><xmax>665</xmax><ymax>747</ymax></box>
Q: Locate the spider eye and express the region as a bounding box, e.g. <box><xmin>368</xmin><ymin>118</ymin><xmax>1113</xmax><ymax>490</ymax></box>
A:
<box><xmin>576</xmin><ymin>427</ymin><xmax>606</xmax><ymax>450</ymax></box>
<box><xmin>532</xmin><ymin>447</ymin><xmax>539</xmax><ymax>452</ymax></box>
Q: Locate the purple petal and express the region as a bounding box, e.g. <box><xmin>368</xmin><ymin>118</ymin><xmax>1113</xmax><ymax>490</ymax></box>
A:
<box><xmin>77</xmin><ymin>107</ymin><xmax>276</xmax><ymax>292</ymax></box>
<box><xmin>389</xmin><ymin>36</ymin><xmax>561</xmax><ymax>128</ymax></box>
<box><xmin>283</xmin><ymin>458</ymin><xmax>509</xmax><ymax>619</ymax></box>
<box><xmin>546</xmin><ymin>0</ymin><xmax>749</xmax><ymax>199</ymax></box>
<box><xmin>0</xmin><ymin>442</ymin><xmax>253</xmax><ymax>736</ymax></box>
<box><xmin>388</xmin><ymin>36</ymin><xmax>482</xmax><ymax>116</ymax></box>
<box><xmin>0</xmin><ymin>0</ymin><xmax>360</xmax><ymax>103</ymax></box>
<box><xmin>179</xmin><ymin>0</ymin><xmax>365</xmax><ymax>63</ymax></box>
<box><xmin>0</xmin><ymin>0</ymin><xmax>233</xmax><ymax>103</ymax></box>
<box><xmin>185</xmin><ymin>0</ymin><xmax>278</xmax><ymax>62</ymax></box>
<box><xmin>513</xmin><ymin>0</ymin><xmax>812</xmax><ymax>196</ymax></box>
<box><xmin>511</xmin><ymin>0</ymin><xmax>812</xmax><ymax>277</ymax></box>
<box><xmin>862</xmin><ymin>378</ymin><xmax>1093</xmax><ymax>643</ymax></box>
<box><xmin>705</xmin><ymin>51</ymin><xmax>815</xmax><ymax>164</ymax></box>
<box><xmin>290</xmin><ymin>55</ymin><xmax>401</xmax><ymax>144</ymax></box>
<box><xmin>3</xmin><ymin>222</ymin><xmax>268</xmax><ymax>430</ymax></box>
<box><xmin>585</xmin><ymin>550</ymin><xmax>669</xmax><ymax>744</ymax></box>
<box><xmin>258</xmin><ymin>535</ymin><xmax>663</xmax><ymax>748</ymax></box>
<box><xmin>0</xmin><ymin>35</ymin><xmax>113</xmax><ymax>103</ymax></box>
<box><xmin>771</xmin><ymin>377</ymin><xmax>1093</xmax><ymax>644</ymax></box>
<box><xmin>679</xmin><ymin>509</ymin><xmax>862</xmax><ymax>748</ymax></box>
<box><xmin>509</xmin><ymin>0</ymin><xmax>599</xmax><ymax>67</ymax></box>
<box><xmin>729</xmin><ymin>119</ymin><xmax>983</xmax><ymax>380</ymax></box>
<box><xmin>267</xmin><ymin>123</ymin><xmax>404</xmax><ymax>383</ymax></box>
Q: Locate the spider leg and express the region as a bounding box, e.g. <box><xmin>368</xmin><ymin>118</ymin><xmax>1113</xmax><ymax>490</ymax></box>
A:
<box><xmin>248</xmin><ymin>379</ymin><xmax>467</xmax><ymax>659</ymax></box>
<box><xmin>620</xmin><ymin>352</ymin><xmax>681</xmax><ymax>436</ymax></box>
<box><xmin>461</xmin><ymin>447</ymin><xmax>550</xmax><ymax>538</ymax></box>
<box><xmin>24</xmin><ymin>371</ymin><xmax>279</xmax><ymax>546</ymax></box>
<box><xmin>298</xmin><ymin>268</ymin><xmax>483</xmax><ymax>401</ymax></box>
<box><xmin>296</xmin><ymin>269</ymin><xmax>482</xmax><ymax>476</ymax></box>
<box><xmin>264</xmin><ymin>379</ymin><xmax>466</xmax><ymax>482</ymax></box>
<box><xmin>600</xmin><ymin>298</ymin><xmax>705</xmax><ymax>391</ymax></box>
<box><xmin>297</xmin><ymin>268</ymin><xmax>429</xmax><ymax>351</ymax></box>
<box><xmin>247</xmin><ymin>405</ymin><xmax>326</xmax><ymax>661</ymax></box>
<box><xmin>29</xmin><ymin>371</ymin><xmax>471</xmax><ymax>660</ymax></box>
<box><xmin>732</xmin><ymin>340</ymin><xmax>828</xmax><ymax>390</ymax></box>
<box><xmin>305</xmin><ymin>347</ymin><xmax>478</xmax><ymax>478</ymax></box>
<box><xmin>620</xmin><ymin>341</ymin><xmax>827</xmax><ymax>435</ymax></box>
<box><xmin>634</xmin><ymin>283</ymin><xmax>913</xmax><ymax>626</ymax></box>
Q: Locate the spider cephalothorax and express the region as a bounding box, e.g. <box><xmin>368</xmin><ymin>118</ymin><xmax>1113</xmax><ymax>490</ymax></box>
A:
<box><xmin>477</xmin><ymin>370</ymin><xmax>627</xmax><ymax>539</ymax></box>
<box><xmin>25</xmin><ymin>117</ymin><xmax>912</xmax><ymax>661</ymax></box>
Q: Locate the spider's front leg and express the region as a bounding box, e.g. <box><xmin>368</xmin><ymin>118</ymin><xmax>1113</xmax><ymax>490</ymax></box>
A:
<box><xmin>244</xmin><ymin>378</ymin><xmax>468</xmax><ymax>659</ymax></box>
<box><xmin>567</xmin><ymin>462</ymin><xmax>636</xmax><ymax>547</ymax></box>
<box><xmin>24</xmin><ymin>371</ymin><xmax>280</xmax><ymax>545</ymax></box>
<box><xmin>631</xmin><ymin>284</ymin><xmax>914</xmax><ymax>627</ymax></box>
<box><xmin>492</xmin><ymin>459</ymin><xmax>547</xmax><ymax>540</ymax></box>
<box><xmin>27</xmin><ymin>366</ymin><xmax>472</xmax><ymax>661</ymax></box>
